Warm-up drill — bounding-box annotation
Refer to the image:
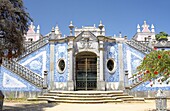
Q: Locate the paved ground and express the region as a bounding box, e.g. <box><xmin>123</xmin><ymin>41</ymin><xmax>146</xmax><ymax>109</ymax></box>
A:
<box><xmin>3</xmin><ymin>100</ymin><xmax>170</xmax><ymax>111</ymax></box>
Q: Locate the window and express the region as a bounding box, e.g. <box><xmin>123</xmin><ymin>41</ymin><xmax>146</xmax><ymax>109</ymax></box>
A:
<box><xmin>57</xmin><ymin>59</ymin><xmax>66</xmax><ymax>73</ymax></box>
<box><xmin>106</xmin><ymin>59</ymin><xmax>116</xmax><ymax>73</ymax></box>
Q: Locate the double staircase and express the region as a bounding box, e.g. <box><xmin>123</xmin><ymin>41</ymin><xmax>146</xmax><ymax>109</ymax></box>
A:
<box><xmin>28</xmin><ymin>90</ymin><xmax>145</xmax><ymax>103</ymax></box>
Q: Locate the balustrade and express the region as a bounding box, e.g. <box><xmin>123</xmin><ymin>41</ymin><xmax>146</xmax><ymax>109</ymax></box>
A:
<box><xmin>2</xmin><ymin>58</ymin><xmax>44</xmax><ymax>88</ymax></box>
<box><xmin>126</xmin><ymin>39</ymin><xmax>153</xmax><ymax>54</ymax></box>
<box><xmin>18</xmin><ymin>36</ymin><xmax>48</xmax><ymax>60</ymax></box>
<box><xmin>127</xmin><ymin>72</ymin><xmax>145</xmax><ymax>89</ymax></box>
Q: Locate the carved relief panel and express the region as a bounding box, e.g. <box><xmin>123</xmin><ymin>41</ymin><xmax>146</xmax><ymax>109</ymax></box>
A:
<box><xmin>74</xmin><ymin>31</ymin><xmax>99</xmax><ymax>54</ymax></box>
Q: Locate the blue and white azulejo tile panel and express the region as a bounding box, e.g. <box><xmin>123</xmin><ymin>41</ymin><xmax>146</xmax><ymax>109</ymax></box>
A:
<box><xmin>0</xmin><ymin>66</ymin><xmax>41</xmax><ymax>91</ymax></box>
<box><xmin>123</xmin><ymin>44</ymin><xmax>145</xmax><ymax>77</ymax></box>
<box><xmin>54</xmin><ymin>42</ymin><xmax>68</xmax><ymax>82</ymax></box>
<box><xmin>104</xmin><ymin>42</ymin><xmax>119</xmax><ymax>82</ymax></box>
<box><xmin>19</xmin><ymin>44</ymin><xmax>50</xmax><ymax>77</ymax></box>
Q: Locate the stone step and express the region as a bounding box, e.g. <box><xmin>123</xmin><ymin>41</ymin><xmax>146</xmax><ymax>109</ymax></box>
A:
<box><xmin>47</xmin><ymin>98</ymin><xmax>123</xmax><ymax>104</ymax></box>
<box><xmin>48</xmin><ymin>91</ymin><xmax>124</xmax><ymax>95</ymax></box>
<box><xmin>27</xmin><ymin>91</ymin><xmax>145</xmax><ymax>103</ymax></box>
<box><xmin>123</xmin><ymin>98</ymin><xmax>145</xmax><ymax>102</ymax></box>
<box><xmin>52</xmin><ymin>96</ymin><xmax>117</xmax><ymax>100</ymax></box>
<box><xmin>115</xmin><ymin>96</ymin><xmax>134</xmax><ymax>99</ymax></box>
<box><xmin>27</xmin><ymin>98</ymin><xmax>48</xmax><ymax>101</ymax></box>
<box><xmin>36</xmin><ymin>95</ymin><xmax>133</xmax><ymax>101</ymax></box>
<box><xmin>43</xmin><ymin>93</ymin><xmax>128</xmax><ymax>98</ymax></box>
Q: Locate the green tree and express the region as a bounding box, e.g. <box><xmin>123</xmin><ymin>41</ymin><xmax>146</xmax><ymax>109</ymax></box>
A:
<box><xmin>155</xmin><ymin>32</ymin><xmax>168</xmax><ymax>41</ymax></box>
<box><xmin>0</xmin><ymin>0</ymin><xmax>32</xmax><ymax>63</ymax></box>
<box><xmin>137</xmin><ymin>49</ymin><xmax>170</xmax><ymax>83</ymax></box>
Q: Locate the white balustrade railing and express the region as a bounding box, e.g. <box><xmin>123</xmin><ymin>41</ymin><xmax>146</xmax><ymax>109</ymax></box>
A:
<box><xmin>128</xmin><ymin>73</ymin><xmax>145</xmax><ymax>89</ymax></box>
<box><xmin>2</xmin><ymin>58</ymin><xmax>44</xmax><ymax>88</ymax></box>
<box><xmin>126</xmin><ymin>39</ymin><xmax>153</xmax><ymax>54</ymax></box>
<box><xmin>124</xmin><ymin>70</ymin><xmax>145</xmax><ymax>89</ymax></box>
<box><xmin>18</xmin><ymin>36</ymin><xmax>49</xmax><ymax>60</ymax></box>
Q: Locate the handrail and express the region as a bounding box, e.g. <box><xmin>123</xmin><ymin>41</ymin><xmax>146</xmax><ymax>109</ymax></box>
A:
<box><xmin>126</xmin><ymin>39</ymin><xmax>153</xmax><ymax>54</ymax></box>
<box><xmin>128</xmin><ymin>73</ymin><xmax>146</xmax><ymax>89</ymax></box>
<box><xmin>2</xmin><ymin>58</ymin><xmax>43</xmax><ymax>88</ymax></box>
<box><xmin>18</xmin><ymin>36</ymin><xmax>49</xmax><ymax>60</ymax></box>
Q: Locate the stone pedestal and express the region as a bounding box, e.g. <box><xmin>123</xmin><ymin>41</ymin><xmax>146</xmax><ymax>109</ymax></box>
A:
<box><xmin>67</xmin><ymin>81</ymin><xmax>74</xmax><ymax>91</ymax></box>
<box><xmin>118</xmin><ymin>81</ymin><xmax>124</xmax><ymax>90</ymax></box>
<box><xmin>97</xmin><ymin>81</ymin><xmax>105</xmax><ymax>91</ymax></box>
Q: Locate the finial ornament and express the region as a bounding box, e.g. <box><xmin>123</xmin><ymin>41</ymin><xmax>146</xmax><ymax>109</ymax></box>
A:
<box><xmin>29</xmin><ymin>22</ymin><xmax>35</xmax><ymax>31</ymax></box>
<box><xmin>142</xmin><ymin>21</ymin><xmax>150</xmax><ymax>32</ymax></box>
<box><xmin>119</xmin><ymin>32</ymin><xmax>122</xmax><ymax>38</ymax></box>
<box><xmin>51</xmin><ymin>27</ymin><xmax>55</xmax><ymax>32</ymax></box>
<box><xmin>69</xmin><ymin>21</ymin><xmax>74</xmax><ymax>36</ymax></box>
<box><xmin>151</xmin><ymin>24</ymin><xmax>155</xmax><ymax>33</ymax></box>
<box><xmin>55</xmin><ymin>24</ymin><xmax>60</xmax><ymax>34</ymax></box>
<box><xmin>49</xmin><ymin>27</ymin><xmax>56</xmax><ymax>39</ymax></box>
<box><xmin>98</xmin><ymin>20</ymin><xmax>104</xmax><ymax>35</ymax></box>
<box><xmin>37</xmin><ymin>25</ymin><xmax>40</xmax><ymax>34</ymax></box>
<box><xmin>137</xmin><ymin>24</ymin><xmax>141</xmax><ymax>32</ymax></box>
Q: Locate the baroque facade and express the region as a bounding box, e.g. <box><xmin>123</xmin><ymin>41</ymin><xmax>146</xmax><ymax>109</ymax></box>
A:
<box><xmin>1</xmin><ymin>21</ymin><xmax>170</xmax><ymax>97</ymax></box>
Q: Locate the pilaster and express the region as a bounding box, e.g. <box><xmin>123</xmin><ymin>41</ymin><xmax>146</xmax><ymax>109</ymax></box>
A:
<box><xmin>67</xmin><ymin>36</ymin><xmax>75</xmax><ymax>90</ymax></box>
<box><xmin>97</xmin><ymin>36</ymin><xmax>105</xmax><ymax>90</ymax></box>
<box><xmin>49</xmin><ymin>40</ymin><xmax>55</xmax><ymax>90</ymax></box>
<box><xmin>117</xmin><ymin>41</ymin><xmax>124</xmax><ymax>90</ymax></box>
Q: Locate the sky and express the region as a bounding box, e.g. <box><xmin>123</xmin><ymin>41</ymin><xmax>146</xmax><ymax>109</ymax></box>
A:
<box><xmin>24</xmin><ymin>0</ymin><xmax>170</xmax><ymax>39</ymax></box>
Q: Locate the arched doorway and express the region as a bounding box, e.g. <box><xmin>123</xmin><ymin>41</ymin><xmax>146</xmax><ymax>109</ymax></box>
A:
<box><xmin>76</xmin><ymin>52</ymin><xmax>97</xmax><ymax>90</ymax></box>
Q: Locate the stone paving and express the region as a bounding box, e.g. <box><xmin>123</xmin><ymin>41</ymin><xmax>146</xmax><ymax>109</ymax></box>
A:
<box><xmin>3</xmin><ymin>100</ymin><xmax>170</xmax><ymax>111</ymax></box>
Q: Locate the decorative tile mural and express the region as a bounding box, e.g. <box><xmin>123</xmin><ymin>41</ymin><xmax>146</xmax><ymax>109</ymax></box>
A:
<box><xmin>19</xmin><ymin>44</ymin><xmax>50</xmax><ymax>77</ymax></box>
<box><xmin>104</xmin><ymin>42</ymin><xmax>119</xmax><ymax>82</ymax></box>
<box><xmin>123</xmin><ymin>44</ymin><xmax>145</xmax><ymax>77</ymax></box>
<box><xmin>54</xmin><ymin>42</ymin><xmax>68</xmax><ymax>82</ymax></box>
<box><xmin>0</xmin><ymin>66</ymin><xmax>41</xmax><ymax>91</ymax></box>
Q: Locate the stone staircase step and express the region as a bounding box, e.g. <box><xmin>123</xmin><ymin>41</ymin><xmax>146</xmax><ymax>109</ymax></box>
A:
<box><xmin>48</xmin><ymin>90</ymin><xmax>124</xmax><ymax>95</ymax></box>
<box><xmin>115</xmin><ymin>96</ymin><xmax>134</xmax><ymax>99</ymax></box>
<box><xmin>28</xmin><ymin>91</ymin><xmax>145</xmax><ymax>104</ymax></box>
<box><xmin>52</xmin><ymin>96</ymin><xmax>117</xmax><ymax>100</ymax></box>
<box><xmin>47</xmin><ymin>98</ymin><xmax>123</xmax><ymax>104</ymax></box>
<box><xmin>27</xmin><ymin>98</ymin><xmax>48</xmax><ymax>101</ymax></box>
<box><xmin>123</xmin><ymin>98</ymin><xmax>145</xmax><ymax>102</ymax></box>
<box><xmin>43</xmin><ymin>94</ymin><xmax>127</xmax><ymax>98</ymax></box>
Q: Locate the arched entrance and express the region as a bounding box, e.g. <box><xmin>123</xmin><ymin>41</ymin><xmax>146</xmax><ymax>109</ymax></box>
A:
<box><xmin>76</xmin><ymin>51</ymin><xmax>97</xmax><ymax>90</ymax></box>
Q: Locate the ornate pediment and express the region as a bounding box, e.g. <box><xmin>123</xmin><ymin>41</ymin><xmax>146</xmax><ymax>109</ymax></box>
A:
<box><xmin>75</xmin><ymin>31</ymin><xmax>98</xmax><ymax>42</ymax></box>
<box><xmin>75</xmin><ymin>31</ymin><xmax>98</xmax><ymax>49</ymax></box>
<box><xmin>74</xmin><ymin>31</ymin><xmax>98</xmax><ymax>50</ymax></box>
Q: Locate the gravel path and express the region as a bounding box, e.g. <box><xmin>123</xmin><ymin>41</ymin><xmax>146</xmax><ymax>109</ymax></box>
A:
<box><xmin>3</xmin><ymin>100</ymin><xmax>170</xmax><ymax>111</ymax></box>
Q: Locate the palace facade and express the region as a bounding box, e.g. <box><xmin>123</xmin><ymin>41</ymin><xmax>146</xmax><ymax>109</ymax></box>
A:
<box><xmin>0</xmin><ymin>21</ymin><xmax>170</xmax><ymax>97</ymax></box>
